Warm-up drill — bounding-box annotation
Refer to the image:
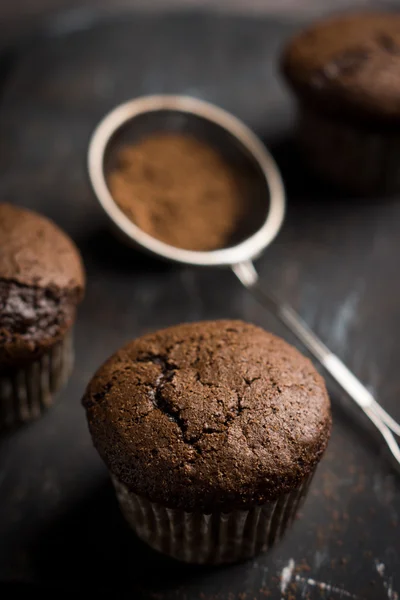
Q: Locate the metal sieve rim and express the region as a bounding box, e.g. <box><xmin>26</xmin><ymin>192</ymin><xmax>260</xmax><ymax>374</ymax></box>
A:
<box><xmin>87</xmin><ymin>94</ymin><xmax>285</xmax><ymax>266</ymax></box>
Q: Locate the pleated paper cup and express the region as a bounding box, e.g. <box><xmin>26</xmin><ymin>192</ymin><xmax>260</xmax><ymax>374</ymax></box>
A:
<box><xmin>297</xmin><ymin>107</ymin><xmax>400</xmax><ymax>195</ymax></box>
<box><xmin>0</xmin><ymin>329</ymin><xmax>74</xmax><ymax>429</ymax></box>
<box><xmin>111</xmin><ymin>471</ymin><xmax>315</xmax><ymax>564</ymax></box>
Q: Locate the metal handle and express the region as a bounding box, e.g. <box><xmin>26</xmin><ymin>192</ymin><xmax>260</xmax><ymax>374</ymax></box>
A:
<box><xmin>233</xmin><ymin>260</ymin><xmax>400</xmax><ymax>467</ymax></box>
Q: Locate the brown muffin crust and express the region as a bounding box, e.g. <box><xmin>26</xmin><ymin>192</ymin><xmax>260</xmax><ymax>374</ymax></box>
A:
<box><xmin>0</xmin><ymin>204</ymin><xmax>85</xmax><ymax>364</ymax></box>
<box><xmin>281</xmin><ymin>12</ymin><xmax>400</xmax><ymax>125</ymax></box>
<box><xmin>83</xmin><ymin>320</ymin><xmax>331</xmax><ymax>512</ymax></box>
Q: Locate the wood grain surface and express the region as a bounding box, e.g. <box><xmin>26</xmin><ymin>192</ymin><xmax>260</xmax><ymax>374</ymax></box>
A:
<box><xmin>0</xmin><ymin>0</ymin><xmax>382</xmax><ymax>21</ymax></box>
<box><xmin>0</xmin><ymin>0</ymin><xmax>396</xmax><ymax>43</ymax></box>
<box><xmin>0</xmin><ymin>7</ymin><xmax>399</xmax><ymax>600</ymax></box>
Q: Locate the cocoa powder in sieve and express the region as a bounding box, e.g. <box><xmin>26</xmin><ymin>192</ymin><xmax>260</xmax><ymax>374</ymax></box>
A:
<box><xmin>108</xmin><ymin>133</ymin><xmax>248</xmax><ymax>251</ymax></box>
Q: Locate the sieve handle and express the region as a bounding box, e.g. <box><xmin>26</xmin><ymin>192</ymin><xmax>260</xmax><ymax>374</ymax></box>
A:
<box><xmin>233</xmin><ymin>260</ymin><xmax>400</xmax><ymax>469</ymax></box>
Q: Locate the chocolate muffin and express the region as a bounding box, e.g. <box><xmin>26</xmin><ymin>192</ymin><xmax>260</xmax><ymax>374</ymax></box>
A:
<box><xmin>281</xmin><ymin>12</ymin><xmax>400</xmax><ymax>195</ymax></box>
<box><xmin>83</xmin><ymin>320</ymin><xmax>331</xmax><ymax>564</ymax></box>
<box><xmin>0</xmin><ymin>203</ymin><xmax>85</xmax><ymax>427</ymax></box>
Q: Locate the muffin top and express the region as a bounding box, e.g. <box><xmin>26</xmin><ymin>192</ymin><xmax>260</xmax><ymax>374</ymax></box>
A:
<box><xmin>0</xmin><ymin>203</ymin><xmax>85</xmax><ymax>364</ymax></box>
<box><xmin>83</xmin><ymin>320</ymin><xmax>331</xmax><ymax>511</ymax></box>
<box><xmin>281</xmin><ymin>12</ymin><xmax>400</xmax><ymax>124</ymax></box>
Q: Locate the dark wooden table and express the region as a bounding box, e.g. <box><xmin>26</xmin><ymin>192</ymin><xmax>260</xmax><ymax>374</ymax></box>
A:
<box><xmin>0</xmin><ymin>9</ymin><xmax>399</xmax><ymax>599</ymax></box>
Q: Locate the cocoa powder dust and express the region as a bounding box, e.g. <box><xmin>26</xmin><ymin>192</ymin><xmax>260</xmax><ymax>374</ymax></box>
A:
<box><xmin>108</xmin><ymin>133</ymin><xmax>251</xmax><ymax>251</ymax></box>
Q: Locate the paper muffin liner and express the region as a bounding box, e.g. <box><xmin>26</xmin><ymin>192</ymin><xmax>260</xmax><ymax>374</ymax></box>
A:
<box><xmin>112</xmin><ymin>470</ymin><xmax>315</xmax><ymax>564</ymax></box>
<box><xmin>297</xmin><ymin>107</ymin><xmax>400</xmax><ymax>195</ymax></box>
<box><xmin>0</xmin><ymin>330</ymin><xmax>74</xmax><ymax>429</ymax></box>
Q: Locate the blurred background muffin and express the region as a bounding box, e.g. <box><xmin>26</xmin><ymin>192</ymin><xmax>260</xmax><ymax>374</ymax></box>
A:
<box><xmin>281</xmin><ymin>11</ymin><xmax>400</xmax><ymax>195</ymax></box>
<box><xmin>0</xmin><ymin>203</ymin><xmax>85</xmax><ymax>428</ymax></box>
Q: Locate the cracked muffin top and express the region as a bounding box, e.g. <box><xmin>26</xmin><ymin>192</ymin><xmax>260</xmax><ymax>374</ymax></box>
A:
<box><xmin>83</xmin><ymin>320</ymin><xmax>331</xmax><ymax>511</ymax></box>
<box><xmin>281</xmin><ymin>12</ymin><xmax>400</xmax><ymax>124</ymax></box>
<box><xmin>0</xmin><ymin>203</ymin><xmax>85</xmax><ymax>365</ymax></box>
